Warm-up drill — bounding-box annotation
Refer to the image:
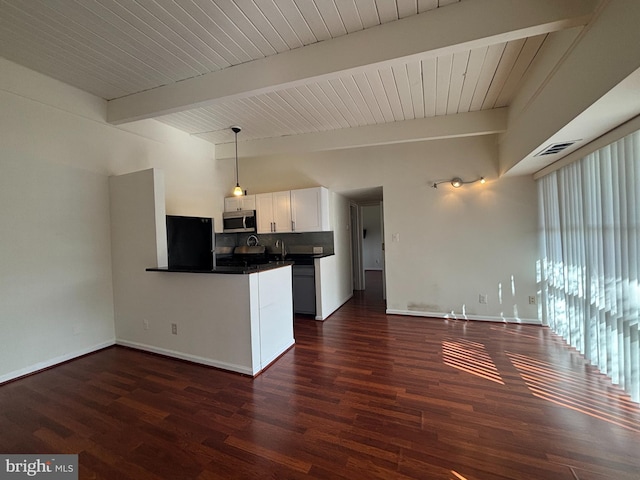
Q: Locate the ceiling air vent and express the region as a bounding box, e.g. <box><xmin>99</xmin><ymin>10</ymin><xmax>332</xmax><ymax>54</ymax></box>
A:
<box><xmin>535</xmin><ymin>140</ymin><xmax>581</xmax><ymax>156</ymax></box>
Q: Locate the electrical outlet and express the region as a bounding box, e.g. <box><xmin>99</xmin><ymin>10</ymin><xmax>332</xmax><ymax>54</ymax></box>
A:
<box><xmin>171</xmin><ymin>323</ymin><xmax>177</xmax><ymax>335</ymax></box>
<box><xmin>479</xmin><ymin>294</ymin><xmax>487</xmax><ymax>304</ymax></box>
<box><xmin>529</xmin><ymin>296</ymin><xmax>536</xmax><ymax>305</ymax></box>
<box><xmin>143</xmin><ymin>319</ymin><xmax>149</xmax><ymax>330</ymax></box>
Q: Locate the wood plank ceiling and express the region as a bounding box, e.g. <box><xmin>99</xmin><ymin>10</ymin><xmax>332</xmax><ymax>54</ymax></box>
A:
<box><xmin>0</xmin><ymin>0</ymin><xmax>551</xmax><ymax>145</ymax></box>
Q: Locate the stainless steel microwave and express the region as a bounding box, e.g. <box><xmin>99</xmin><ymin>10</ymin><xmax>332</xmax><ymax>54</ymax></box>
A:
<box><xmin>223</xmin><ymin>210</ymin><xmax>256</xmax><ymax>233</ymax></box>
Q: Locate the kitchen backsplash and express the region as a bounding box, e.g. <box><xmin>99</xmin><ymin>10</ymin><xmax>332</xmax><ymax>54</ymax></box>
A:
<box><xmin>216</xmin><ymin>231</ymin><xmax>334</xmax><ymax>256</ymax></box>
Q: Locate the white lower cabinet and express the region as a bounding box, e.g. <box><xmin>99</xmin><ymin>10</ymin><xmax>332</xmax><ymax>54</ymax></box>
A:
<box><xmin>255</xmin><ymin>266</ymin><xmax>294</xmax><ymax>369</ymax></box>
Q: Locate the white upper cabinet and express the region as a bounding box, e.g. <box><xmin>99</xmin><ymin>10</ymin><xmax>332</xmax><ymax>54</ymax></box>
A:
<box><xmin>256</xmin><ymin>191</ymin><xmax>292</xmax><ymax>233</ymax></box>
<box><xmin>224</xmin><ymin>194</ymin><xmax>256</xmax><ymax>212</ymax></box>
<box><xmin>291</xmin><ymin>187</ymin><xmax>330</xmax><ymax>232</ymax></box>
<box><xmin>255</xmin><ymin>193</ymin><xmax>274</xmax><ymax>233</ymax></box>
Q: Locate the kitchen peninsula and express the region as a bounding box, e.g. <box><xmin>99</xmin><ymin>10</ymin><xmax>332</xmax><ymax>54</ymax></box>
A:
<box><xmin>145</xmin><ymin>263</ymin><xmax>294</xmax><ymax>376</ymax></box>
<box><xmin>110</xmin><ymin>169</ymin><xmax>294</xmax><ymax>376</ymax></box>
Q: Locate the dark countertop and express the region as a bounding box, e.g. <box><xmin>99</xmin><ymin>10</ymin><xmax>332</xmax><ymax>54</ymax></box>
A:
<box><xmin>146</xmin><ymin>260</ymin><xmax>294</xmax><ymax>275</ymax></box>
<box><xmin>279</xmin><ymin>253</ymin><xmax>334</xmax><ymax>265</ymax></box>
<box><xmin>146</xmin><ymin>253</ymin><xmax>334</xmax><ymax>275</ymax></box>
<box><xmin>216</xmin><ymin>252</ymin><xmax>334</xmax><ymax>266</ymax></box>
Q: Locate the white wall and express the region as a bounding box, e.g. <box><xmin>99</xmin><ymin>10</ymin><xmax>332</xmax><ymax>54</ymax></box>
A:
<box><xmin>0</xmin><ymin>58</ymin><xmax>233</xmax><ymax>222</ymax></box>
<box><xmin>314</xmin><ymin>191</ymin><xmax>353</xmax><ymax>320</ymax></box>
<box><xmin>0</xmin><ymin>63</ymin><xmax>117</xmax><ymax>381</ymax></box>
<box><xmin>236</xmin><ymin>136</ymin><xmax>539</xmax><ymax>323</ymax></box>
<box><xmin>0</xmin><ymin>153</ymin><xmax>115</xmax><ymax>381</ymax></box>
<box><xmin>0</xmin><ymin>59</ymin><xmax>229</xmax><ymax>381</ymax></box>
<box><xmin>0</xmin><ymin>56</ymin><xmax>540</xmax><ymax>384</ymax></box>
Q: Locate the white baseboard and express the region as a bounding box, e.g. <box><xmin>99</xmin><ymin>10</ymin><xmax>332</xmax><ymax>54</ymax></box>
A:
<box><xmin>0</xmin><ymin>339</ymin><xmax>116</xmax><ymax>384</ymax></box>
<box><xmin>115</xmin><ymin>339</ymin><xmax>255</xmax><ymax>376</ymax></box>
<box><xmin>385</xmin><ymin>309</ymin><xmax>542</xmax><ymax>325</ymax></box>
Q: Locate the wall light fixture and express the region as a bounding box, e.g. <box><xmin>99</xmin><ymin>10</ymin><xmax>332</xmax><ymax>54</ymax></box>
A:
<box><xmin>432</xmin><ymin>176</ymin><xmax>485</xmax><ymax>189</ymax></box>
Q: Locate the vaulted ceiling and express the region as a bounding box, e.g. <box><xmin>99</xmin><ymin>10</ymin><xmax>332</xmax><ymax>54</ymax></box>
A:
<box><xmin>2</xmin><ymin>0</ymin><xmax>636</xmax><ymax>175</ymax></box>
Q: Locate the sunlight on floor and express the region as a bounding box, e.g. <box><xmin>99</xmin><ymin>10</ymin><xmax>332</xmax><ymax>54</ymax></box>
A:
<box><xmin>450</xmin><ymin>470</ymin><xmax>469</xmax><ymax>480</ymax></box>
<box><xmin>442</xmin><ymin>338</ymin><xmax>504</xmax><ymax>385</ymax></box>
<box><xmin>507</xmin><ymin>352</ymin><xmax>640</xmax><ymax>433</ymax></box>
<box><xmin>489</xmin><ymin>325</ymin><xmax>542</xmax><ymax>341</ymax></box>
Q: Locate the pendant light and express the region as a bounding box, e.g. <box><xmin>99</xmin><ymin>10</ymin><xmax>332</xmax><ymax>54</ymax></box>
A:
<box><xmin>231</xmin><ymin>126</ymin><xmax>243</xmax><ymax>196</ymax></box>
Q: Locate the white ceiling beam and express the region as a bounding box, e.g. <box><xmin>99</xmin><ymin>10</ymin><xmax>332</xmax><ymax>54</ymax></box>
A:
<box><xmin>499</xmin><ymin>0</ymin><xmax>640</xmax><ymax>175</ymax></box>
<box><xmin>107</xmin><ymin>0</ymin><xmax>597</xmax><ymax>124</ymax></box>
<box><xmin>213</xmin><ymin>109</ymin><xmax>507</xmax><ymax>159</ymax></box>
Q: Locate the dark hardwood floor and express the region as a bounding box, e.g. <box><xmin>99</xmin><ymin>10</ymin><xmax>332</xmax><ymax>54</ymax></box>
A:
<box><xmin>2</xmin><ymin>271</ymin><xmax>639</xmax><ymax>479</ymax></box>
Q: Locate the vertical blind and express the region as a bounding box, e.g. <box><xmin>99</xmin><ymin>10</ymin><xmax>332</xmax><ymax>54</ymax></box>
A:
<box><xmin>538</xmin><ymin>130</ymin><xmax>640</xmax><ymax>403</ymax></box>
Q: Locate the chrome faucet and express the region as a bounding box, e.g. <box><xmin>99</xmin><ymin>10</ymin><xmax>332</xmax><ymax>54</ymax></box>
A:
<box><xmin>275</xmin><ymin>239</ymin><xmax>286</xmax><ymax>260</ymax></box>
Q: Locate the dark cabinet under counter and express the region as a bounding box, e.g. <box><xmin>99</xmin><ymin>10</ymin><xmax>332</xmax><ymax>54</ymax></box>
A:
<box><xmin>293</xmin><ymin>264</ymin><xmax>316</xmax><ymax>315</ymax></box>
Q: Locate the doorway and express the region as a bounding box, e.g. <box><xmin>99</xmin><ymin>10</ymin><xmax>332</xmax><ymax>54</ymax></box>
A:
<box><xmin>349</xmin><ymin>196</ymin><xmax>385</xmax><ymax>302</ymax></box>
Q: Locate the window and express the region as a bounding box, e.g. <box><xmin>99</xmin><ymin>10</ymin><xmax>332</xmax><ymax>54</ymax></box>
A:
<box><xmin>538</xmin><ymin>130</ymin><xmax>640</xmax><ymax>403</ymax></box>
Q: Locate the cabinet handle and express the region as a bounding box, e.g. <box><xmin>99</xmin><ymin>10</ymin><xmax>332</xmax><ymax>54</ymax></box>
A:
<box><xmin>292</xmin><ymin>220</ymin><xmax>295</xmax><ymax>231</ymax></box>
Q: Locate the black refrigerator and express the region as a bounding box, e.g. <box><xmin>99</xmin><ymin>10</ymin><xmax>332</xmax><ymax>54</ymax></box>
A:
<box><xmin>166</xmin><ymin>216</ymin><xmax>214</xmax><ymax>270</ymax></box>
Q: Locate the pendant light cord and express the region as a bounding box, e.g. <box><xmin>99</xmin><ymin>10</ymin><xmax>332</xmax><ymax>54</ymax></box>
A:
<box><xmin>235</xmin><ymin>128</ymin><xmax>239</xmax><ymax>186</ymax></box>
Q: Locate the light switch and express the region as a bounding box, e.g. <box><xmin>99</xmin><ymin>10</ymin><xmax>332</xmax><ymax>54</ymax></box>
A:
<box><xmin>392</xmin><ymin>233</ymin><xmax>400</xmax><ymax>242</ymax></box>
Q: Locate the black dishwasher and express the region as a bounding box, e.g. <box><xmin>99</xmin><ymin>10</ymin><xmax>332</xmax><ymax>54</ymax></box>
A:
<box><xmin>292</xmin><ymin>264</ymin><xmax>316</xmax><ymax>315</ymax></box>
